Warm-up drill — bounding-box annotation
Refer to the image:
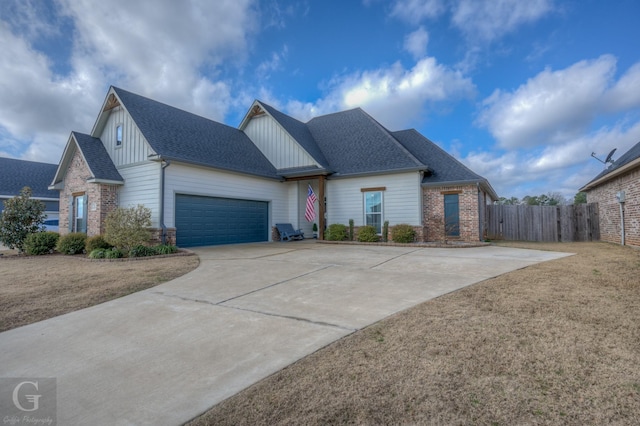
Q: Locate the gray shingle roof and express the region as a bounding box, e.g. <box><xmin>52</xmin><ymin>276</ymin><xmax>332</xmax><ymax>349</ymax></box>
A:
<box><xmin>258</xmin><ymin>101</ymin><xmax>330</xmax><ymax>169</ymax></box>
<box><xmin>583</xmin><ymin>140</ymin><xmax>640</xmax><ymax>188</ymax></box>
<box><xmin>0</xmin><ymin>157</ymin><xmax>58</xmax><ymax>198</ymax></box>
<box><xmin>113</xmin><ymin>87</ymin><xmax>279</xmax><ymax>179</ymax></box>
<box><xmin>306</xmin><ymin>108</ymin><xmax>423</xmax><ymax>176</ymax></box>
<box><xmin>72</xmin><ymin>132</ymin><xmax>124</xmax><ymax>182</ymax></box>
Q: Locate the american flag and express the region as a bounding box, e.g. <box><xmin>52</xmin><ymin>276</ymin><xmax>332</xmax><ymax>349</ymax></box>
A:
<box><xmin>305</xmin><ymin>185</ymin><xmax>317</xmax><ymax>222</ymax></box>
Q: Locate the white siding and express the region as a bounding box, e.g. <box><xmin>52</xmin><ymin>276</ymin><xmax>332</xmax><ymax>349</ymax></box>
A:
<box><xmin>297</xmin><ymin>180</ymin><xmax>320</xmax><ymax>237</ymax></box>
<box><xmin>98</xmin><ymin>106</ymin><xmax>155</xmax><ymax>166</ymax></box>
<box><xmin>164</xmin><ymin>163</ymin><xmax>291</xmax><ymax>237</ymax></box>
<box><xmin>117</xmin><ymin>162</ymin><xmax>162</xmax><ymax>226</ymax></box>
<box><xmin>244</xmin><ymin>115</ymin><xmax>317</xmax><ymax>169</ymax></box>
<box><xmin>326</xmin><ymin>172</ymin><xmax>422</xmax><ymax>226</ymax></box>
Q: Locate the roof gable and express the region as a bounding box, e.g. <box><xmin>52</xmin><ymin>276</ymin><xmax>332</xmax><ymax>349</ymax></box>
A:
<box><xmin>0</xmin><ymin>157</ymin><xmax>58</xmax><ymax>199</ymax></box>
<box><xmin>581</xmin><ymin>140</ymin><xmax>640</xmax><ymax>191</ymax></box>
<box><xmin>111</xmin><ymin>87</ymin><xmax>279</xmax><ymax>179</ymax></box>
<box><xmin>50</xmin><ymin>132</ymin><xmax>124</xmax><ymax>189</ymax></box>
<box><xmin>306</xmin><ymin>108</ymin><xmax>424</xmax><ymax>176</ymax></box>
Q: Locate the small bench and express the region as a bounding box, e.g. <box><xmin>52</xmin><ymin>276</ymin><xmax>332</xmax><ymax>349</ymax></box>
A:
<box><xmin>275</xmin><ymin>223</ymin><xmax>304</xmax><ymax>241</ymax></box>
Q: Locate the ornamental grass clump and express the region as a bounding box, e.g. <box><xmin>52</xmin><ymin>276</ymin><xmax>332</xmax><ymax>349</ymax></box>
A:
<box><xmin>391</xmin><ymin>224</ymin><xmax>416</xmax><ymax>243</ymax></box>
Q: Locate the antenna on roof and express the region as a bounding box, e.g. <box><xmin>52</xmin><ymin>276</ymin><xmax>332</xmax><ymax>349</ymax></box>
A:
<box><xmin>591</xmin><ymin>148</ymin><xmax>617</xmax><ymax>166</ymax></box>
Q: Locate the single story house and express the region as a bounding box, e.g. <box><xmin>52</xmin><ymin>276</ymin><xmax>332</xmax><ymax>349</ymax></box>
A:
<box><xmin>580</xmin><ymin>141</ymin><xmax>640</xmax><ymax>247</ymax></box>
<box><xmin>49</xmin><ymin>86</ymin><xmax>497</xmax><ymax>247</ymax></box>
<box><xmin>0</xmin><ymin>157</ymin><xmax>60</xmax><ymax>229</ymax></box>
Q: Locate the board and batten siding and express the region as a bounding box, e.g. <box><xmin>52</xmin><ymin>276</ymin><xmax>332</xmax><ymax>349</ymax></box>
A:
<box><xmin>117</xmin><ymin>162</ymin><xmax>162</xmax><ymax>226</ymax></box>
<box><xmin>326</xmin><ymin>172</ymin><xmax>422</xmax><ymax>227</ymax></box>
<box><xmin>244</xmin><ymin>114</ymin><xmax>317</xmax><ymax>169</ymax></box>
<box><xmin>163</xmin><ymin>163</ymin><xmax>290</xmax><ymax>233</ymax></box>
<box><xmin>99</xmin><ymin>106</ymin><xmax>155</xmax><ymax>166</ymax></box>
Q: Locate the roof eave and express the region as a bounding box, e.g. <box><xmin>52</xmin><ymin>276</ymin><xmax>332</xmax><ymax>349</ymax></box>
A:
<box><xmin>328</xmin><ymin>166</ymin><xmax>428</xmax><ymax>179</ymax></box>
<box><xmin>580</xmin><ymin>157</ymin><xmax>640</xmax><ymax>191</ymax></box>
<box><xmin>277</xmin><ymin>169</ymin><xmax>332</xmax><ymax>179</ymax></box>
<box><xmin>86</xmin><ymin>178</ymin><xmax>124</xmax><ymax>185</ymax></box>
<box><xmin>422</xmin><ymin>178</ymin><xmax>499</xmax><ymax>200</ymax></box>
<box><xmin>161</xmin><ymin>156</ymin><xmax>284</xmax><ymax>181</ymax></box>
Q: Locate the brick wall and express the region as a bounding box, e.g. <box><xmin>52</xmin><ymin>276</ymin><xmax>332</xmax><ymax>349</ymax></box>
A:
<box><xmin>58</xmin><ymin>149</ymin><xmax>119</xmax><ymax>237</ymax></box>
<box><xmin>586</xmin><ymin>167</ymin><xmax>640</xmax><ymax>247</ymax></box>
<box><xmin>422</xmin><ymin>184</ymin><xmax>482</xmax><ymax>242</ymax></box>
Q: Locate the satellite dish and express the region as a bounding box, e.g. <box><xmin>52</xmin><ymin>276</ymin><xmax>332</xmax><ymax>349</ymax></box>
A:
<box><xmin>605</xmin><ymin>148</ymin><xmax>617</xmax><ymax>164</ymax></box>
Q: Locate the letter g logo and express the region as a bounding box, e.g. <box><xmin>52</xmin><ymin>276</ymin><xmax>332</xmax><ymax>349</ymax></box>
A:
<box><xmin>12</xmin><ymin>380</ymin><xmax>41</xmax><ymax>412</ymax></box>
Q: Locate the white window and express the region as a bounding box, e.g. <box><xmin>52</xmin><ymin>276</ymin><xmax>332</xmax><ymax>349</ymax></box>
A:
<box><xmin>364</xmin><ymin>191</ymin><xmax>383</xmax><ymax>234</ymax></box>
<box><xmin>116</xmin><ymin>124</ymin><xmax>123</xmax><ymax>147</ymax></box>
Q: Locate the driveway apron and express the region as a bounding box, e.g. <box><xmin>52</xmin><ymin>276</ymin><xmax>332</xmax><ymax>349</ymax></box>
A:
<box><xmin>0</xmin><ymin>243</ymin><xmax>572</xmax><ymax>425</ymax></box>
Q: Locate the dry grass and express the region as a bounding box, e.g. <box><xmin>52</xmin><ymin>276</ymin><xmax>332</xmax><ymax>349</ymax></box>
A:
<box><xmin>0</xmin><ymin>252</ymin><xmax>199</xmax><ymax>332</ymax></box>
<box><xmin>189</xmin><ymin>242</ymin><xmax>640</xmax><ymax>425</ymax></box>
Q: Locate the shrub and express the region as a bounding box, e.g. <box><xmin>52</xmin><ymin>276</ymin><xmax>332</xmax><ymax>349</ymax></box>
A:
<box><xmin>89</xmin><ymin>248</ymin><xmax>106</xmax><ymax>259</ymax></box>
<box><xmin>104</xmin><ymin>248</ymin><xmax>124</xmax><ymax>259</ymax></box>
<box><xmin>56</xmin><ymin>232</ymin><xmax>87</xmax><ymax>255</ymax></box>
<box><xmin>154</xmin><ymin>244</ymin><xmax>178</xmax><ymax>255</ymax></box>
<box><xmin>86</xmin><ymin>235</ymin><xmax>113</xmax><ymax>253</ymax></box>
<box><xmin>357</xmin><ymin>225</ymin><xmax>379</xmax><ymax>242</ymax></box>
<box><xmin>391</xmin><ymin>224</ymin><xmax>416</xmax><ymax>244</ymax></box>
<box><xmin>382</xmin><ymin>221</ymin><xmax>389</xmax><ymax>242</ymax></box>
<box><xmin>104</xmin><ymin>205</ymin><xmax>152</xmax><ymax>252</ymax></box>
<box><xmin>0</xmin><ymin>187</ymin><xmax>46</xmax><ymax>252</ymax></box>
<box><xmin>24</xmin><ymin>231</ymin><xmax>59</xmax><ymax>255</ymax></box>
<box><xmin>129</xmin><ymin>244</ymin><xmax>158</xmax><ymax>258</ymax></box>
<box><xmin>348</xmin><ymin>219</ymin><xmax>354</xmax><ymax>241</ymax></box>
<box><xmin>326</xmin><ymin>224</ymin><xmax>348</xmax><ymax>241</ymax></box>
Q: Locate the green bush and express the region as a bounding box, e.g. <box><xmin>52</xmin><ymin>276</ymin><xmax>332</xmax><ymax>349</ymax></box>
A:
<box><xmin>382</xmin><ymin>221</ymin><xmax>389</xmax><ymax>242</ymax></box>
<box><xmin>86</xmin><ymin>235</ymin><xmax>113</xmax><ymax>253</ymax></box>
<box><xmin>0</xmin><ymin>187</ymin><xmax>46</xmax><ymax>252</ymax></box>
<box><xmin>104</xmin><ymin>248</ymin><xmax>124</xmax><ymax>259</ymax></box>
<box><xmin>56</xmin><ymin>232</ymin><xmax>87</xmax><ymax>255</ymax></box>
<box><xmin>348</xmin><ymin>219</ymin><xmax>354</xmax><ymax>241</ymax></box>
<box><xmin>104</xmin><ymin>205</ymin><xmax>152</xmax><ymax>251</ymax></box>
<box><xmin>129</xmin><ymin>245</ymin><xmax>158</xmax><ymax>258</ymax></box>
<box><xmin>357</xmin><ymin>225</ymin><xmax>379</xmax><ymax>242</ymax></box>
<box><xmin>24</xmin><ymin>231</ymin><xmax>59</xmax><ymax>255</ymax></box>
<box><xmin>326</xmin><ymin>224</ymin><xmax>348</xmax><ymax>241</ymax></box>
<box><xmin>391</xmin><ymin>224</ymin><xmax>416</xmax><ymax>243</ymax></box>
<box><xmin>154</xmin><ymin>244</ymin><xmax>178</xmax><ymax>255</ymax></box>
<box><xmin>89</xmin><ymin>248</ymin><xmax>106</xmax><ymax>259</ymax></box>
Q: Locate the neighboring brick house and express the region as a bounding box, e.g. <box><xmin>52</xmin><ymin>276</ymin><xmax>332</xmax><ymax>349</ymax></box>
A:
<box><xmin>0</xmin><ymin>157</ymin><xmax>59</xmax><ymax>229</ymax></box>
<box><xmin>580</xmin><ymin>141</ymin><xmax>640</xmax><ymax>247</ymax></box>
<box><xmin>50</xmin><ymin>86</ymin><xmax>497</xmax><ymax>247</ymax></box>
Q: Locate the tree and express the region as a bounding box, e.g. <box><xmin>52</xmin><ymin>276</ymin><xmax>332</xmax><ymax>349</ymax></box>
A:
<box><xmin>0</xmin><ymin>187</ymin><xmax>46</xmax><ymax>252</ymax></box>
<box><xmin>574</xmin><ymin>191</ymin><xmax>587</xmax><ymax>204</ymax></box>
<box><xmin>103</xmin><ymin>205</ymin><xmax>152</xmax><ymax>252</ymax></box>
<box><xmin>496</xmin><ymin>196</ymin><xmax>520</xmax><ymax>205</ymax></box>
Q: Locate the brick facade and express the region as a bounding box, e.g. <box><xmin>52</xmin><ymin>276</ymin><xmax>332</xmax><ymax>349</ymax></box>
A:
<box><xmin>586</xmin><ymin>167</ymin><xmax>640</xmax><ymax>247</ymax></box>
<box><xmin>422</xmin><ymin>184</ymin><xmax>484</xmax><ymax>242</ymax></box>
<box><xmin>58</xmin><ymin>149</ymin><xmax>119</xmax><ymax>237</ymax></box>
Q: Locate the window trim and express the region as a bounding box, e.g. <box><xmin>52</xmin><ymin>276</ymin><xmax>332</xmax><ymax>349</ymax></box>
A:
<box><xmin>363</xmin><ymin>190</ymin><xmax>384</xmax><ymax>234</ymax></box>
<box><xmin>115</xmin><ymin>124</ymin><xmax>123</xmax><ymax>148</ymax></box>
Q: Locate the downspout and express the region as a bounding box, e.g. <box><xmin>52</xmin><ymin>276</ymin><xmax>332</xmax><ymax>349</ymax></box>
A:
<box><xmin>160</xmin><ymin>159</ymin><xmax>171</xmax><ymax>244</ymax></box>
<box><xmin>477</xmin><ymin>182</ymin><xmax>482</xmax><ymax>241</ymax></box>
<box><xmin>617</xmin><ymin>192</ymin><xmax>625</xmax><ymax>246</ymax></box>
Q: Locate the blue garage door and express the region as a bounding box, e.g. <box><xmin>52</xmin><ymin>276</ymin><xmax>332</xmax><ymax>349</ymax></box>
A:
<box><xmin>175</xmin><ymin>194</ymin><xmax>269</xmax><ymax>247</ymax></box>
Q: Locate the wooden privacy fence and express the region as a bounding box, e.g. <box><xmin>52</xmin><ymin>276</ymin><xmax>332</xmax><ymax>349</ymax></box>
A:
<box><xmin>486</xmin><ymin>203</ymin><xmax>600</xmax><ymax>242</ymax></box>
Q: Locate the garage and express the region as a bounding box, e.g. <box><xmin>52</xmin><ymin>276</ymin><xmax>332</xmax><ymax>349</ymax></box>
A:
<box><xmin>175</xmin><ymin>194</ymin><xmax>269</xmax><ymax>247</ymax></box>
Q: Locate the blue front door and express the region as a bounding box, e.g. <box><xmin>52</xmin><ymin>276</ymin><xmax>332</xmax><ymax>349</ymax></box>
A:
<box><xmin>444</xmin><ymin>194</ymin><xmax>460</xmax><ymax>237</ymax></box>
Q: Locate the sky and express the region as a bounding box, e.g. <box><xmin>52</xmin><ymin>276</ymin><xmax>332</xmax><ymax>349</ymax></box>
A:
<box><xmin>1</xmin><ymin>0</ymin><xmax>639</xmax><ymax>200</ymax></box>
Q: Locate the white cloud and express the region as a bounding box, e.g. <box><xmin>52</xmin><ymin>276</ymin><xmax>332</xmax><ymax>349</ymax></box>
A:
<box><xmin>451</xmin><ymin>0</ymin><xmax>554</xmax><ymax>42</ymax></box>
<box><xmin>391</xmin><ymin>0</ymin><xmax>555</xmax><ymax>43</ymax></box>
<box><xmin>477</xmin><ymin>55</ymin><xmax>634</xmax><ymax>149</ymax></box>
<box><xmin>403</xmin><ymin>27</ymin><xmax>429</xmax><ymax>60</ymax></box>
<box><xmin>391</xmin><ymin>0</ymin><xmax>446</xmax><ymax>25</ymax></box>
<box><xmin>285</xmin><ymin>57</ymin><xmax>475</xmax><ymax>129</ymax></box>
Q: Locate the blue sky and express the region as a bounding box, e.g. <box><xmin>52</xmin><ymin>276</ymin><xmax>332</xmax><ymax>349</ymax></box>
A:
<box><xmin>1</xmin><ymin>0</ymin><xmax>639</xmax><ymax>200</ymax></box>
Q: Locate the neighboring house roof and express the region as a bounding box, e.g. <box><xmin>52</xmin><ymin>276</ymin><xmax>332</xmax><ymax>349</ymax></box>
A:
<box><xmin>0</xmin><ymin>157</ymin><xmax>59</xmax><ymax>199</ymax></box>
<box><xmin>306</xmin><ymin>108</ymin><xmax>424</xmax><ymax>176</ymax></box>
<box><xmin>581</xmin><ymin>141</ymin><xmax>640</xmax><ymax>191</ymax></box>
<box><xmin>49</xmin><ymin>132</ymin><xmax>124</xmax><ymax>189</ymax></box>
<box><xmin>111</xmin><ymin>87</ymin><xmax>280</xmax><ymax>179</ymax></box>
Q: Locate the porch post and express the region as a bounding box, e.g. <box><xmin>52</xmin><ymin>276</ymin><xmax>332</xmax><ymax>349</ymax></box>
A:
<box><xmin>318</xmin><ymin>175</ymin><xmax>325</xmax><ymax>240</ymax></box>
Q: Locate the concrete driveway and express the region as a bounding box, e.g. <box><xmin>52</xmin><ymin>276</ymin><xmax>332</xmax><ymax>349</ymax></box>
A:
<box><xmin>0</xmin><ymin>242</ymin><xmax>571</xmax><ymax>425</ymax></box>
